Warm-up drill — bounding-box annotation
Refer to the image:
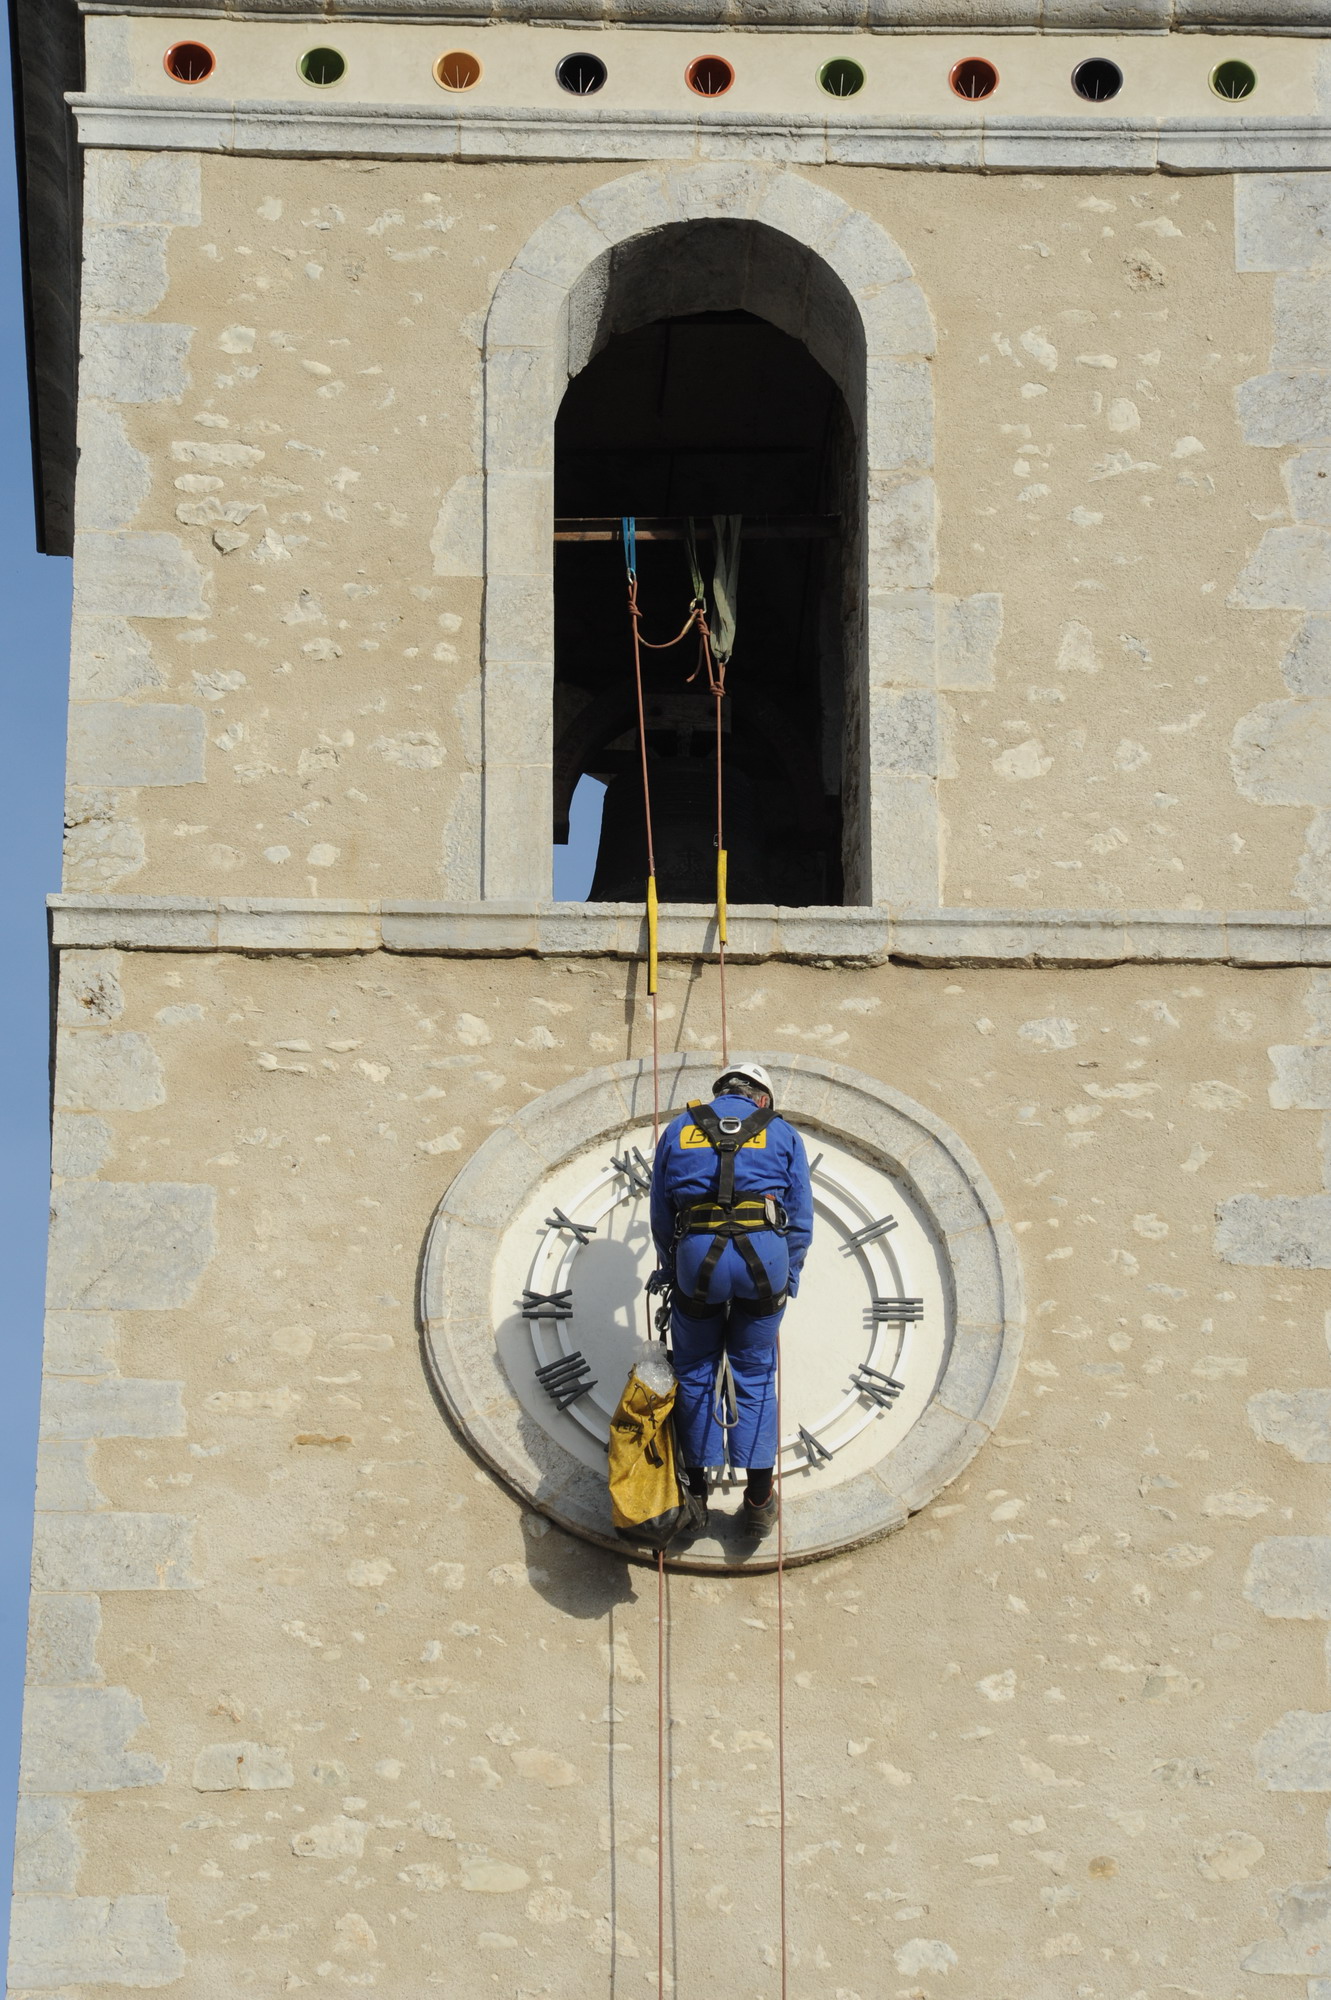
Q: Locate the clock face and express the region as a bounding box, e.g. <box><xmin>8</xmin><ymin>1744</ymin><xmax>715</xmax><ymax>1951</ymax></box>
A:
<box><xmin>422</xmin><ymin>1054</ymin><xmax>1021</xmax><ymax>1572</ymax></box>
<box><xmin>493</xmin><ymin>1120</ymin><xmax>952</xmax><ymax>1514</ymax></box>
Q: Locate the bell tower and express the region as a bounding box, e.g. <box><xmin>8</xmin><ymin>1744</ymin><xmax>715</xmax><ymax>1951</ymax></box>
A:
<box><xmin>10</xmin><ymin>0</ymin><xmax>1331</xmax><ymax>1990</ymax></box>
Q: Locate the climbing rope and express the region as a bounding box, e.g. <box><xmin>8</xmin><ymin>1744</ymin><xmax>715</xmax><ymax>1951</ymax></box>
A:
<box><xmin>775</xmin><ymin>1342</ymin><xmax>789</xmax><ymax>1998</ymax></box>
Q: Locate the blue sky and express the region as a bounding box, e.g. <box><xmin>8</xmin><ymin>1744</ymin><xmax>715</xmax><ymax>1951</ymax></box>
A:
<box><xmin>0</xmin><ymin>0</ymin><xmax>76</xmax><ymax>1944</ymax></box>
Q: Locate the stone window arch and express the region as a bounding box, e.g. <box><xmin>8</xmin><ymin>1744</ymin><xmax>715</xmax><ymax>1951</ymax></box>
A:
<box><xmin>475</xmin><ymin>165</ymin><xmax>957</xmax><ymax>911</ymax></box>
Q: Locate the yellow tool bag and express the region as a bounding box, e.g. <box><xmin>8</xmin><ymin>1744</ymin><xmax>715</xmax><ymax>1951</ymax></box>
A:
<box><xmin>608</xmin><ymin>1346</ymin><xmax>690</xmax><ymax>1549</ymax></box>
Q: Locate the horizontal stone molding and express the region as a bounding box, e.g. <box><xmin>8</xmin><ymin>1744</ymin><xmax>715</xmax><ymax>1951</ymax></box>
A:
<box><xmin>421</xmin><ymin>1052</ymin><xmax>1023</xmax><ymax>1569</ymax></box>
<box><xmin>69</xmin><ymin>96</ymin><xmax>1331</xmax><ymax>172</ymax></box>
<box><xmin>55</xmin><ymin>0</ymin><xmax>1331</xmax><ymax>24</ymax></box>
<box><xmin>45</xmin><ymin>893</ymin><xmax>1331</xmax><ymax>965</ymax></box>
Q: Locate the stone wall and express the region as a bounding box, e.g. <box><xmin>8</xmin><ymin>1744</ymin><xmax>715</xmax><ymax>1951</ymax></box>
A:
<box><xmin>13</xmin><ymin>944</ymin><xmax>1331</xmax><ymax>1992</ymax></box>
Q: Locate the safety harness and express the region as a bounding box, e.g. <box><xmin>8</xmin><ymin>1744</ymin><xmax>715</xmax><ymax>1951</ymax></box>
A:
<box><xmin>672</xmin><ymin>1101</ymin><xmax>789</xmax><ymax>1314</ymax></box>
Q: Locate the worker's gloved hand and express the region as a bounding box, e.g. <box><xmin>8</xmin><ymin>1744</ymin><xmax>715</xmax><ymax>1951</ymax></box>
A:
<box><xmin>645</xmin><ymin>1266</ymin><xmax>673</xmax><ymax>1296</ymax></box>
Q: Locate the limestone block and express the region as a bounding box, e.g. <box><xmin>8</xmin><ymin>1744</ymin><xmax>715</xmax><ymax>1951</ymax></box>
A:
<box><xmin>58</xmin><ymin>951</ymin><xmax>124</xmax><ymax>1026</ymax></box>
<box><xmin>31</xmin><ymin>1513</ymin><xmax>195</xmax><ymax>1593</ymax></box>
<box><xmin>1270</xmin><ymin>1043</ymin><xmax>1331</xmax><ymax>1108</ymax></box>
<box><xmin>866</xmin><ymin>358</ymin><xmax>934</xmax><ymax>473</ymax></box>
<box><xmin>484</xmin><ymin>575</ymin><xmax>549</xmax><ymax>662</ymax></box>
<box><xmin>1284</xmin><ymin>451</ymin><xmax>1331</xmax><ymax>528</ymax></box>
<box><xmin>1236</xmin><ymin>174</ymin><xmax>1331</xmax><ymax>272</ymax></box>
<box><xmin>82</xmin><ymin>226</ymin><xmax>170</xmax><ymax>320</ymax></box>
<box><xmin>1232</xmin><ymin>526</ymin><xmax>1331</xmax><ymax>611</ymax></box>
<box><xmin>1242</xmin><ymin>1879</ymin><xmax>1331</xmax><ymax>1974</ymax></box>
<box><xmin>79</xmin><ymin>323</ymin><xmax>192</xmax><ymax>405</ymax></box>
<box><xmin>74</xmin><ymin>532</ymin><xmax>206</xmax><ymax>620</ymax></box>
<box><xmin>870</xmin><ymin>688</ymin><xmax>940</xmax><ymax>777</ymax></box>
<box><xmin>1249</xmin><ymin>1386</ymin><xmax>1331</xmax><ymax>1460</ymax></box>
<box><xmin>867</xmin><ymin>590</ymin><xmax>935</xmax><ymax>686</ymax></box>
<box><xmin>291</xmin><ymin>1813</ymin><xmax>368</xmax><ymax>1858</ymax></box>
<box><xmin>35</xmin><ymin>1441</ymin><xmax>107</xmax><ymax>1514</ymax></box>
<box><xmin>1247</xmin><ymin>1537</ymin><xmax>1331</xmax><ymax>1618</ymax></box>
<box><xmin>63</xmin><ymin>813</ymin><xmax>147</xmax><ymax>892</ymax></box>
<box><xmin>1282</xmin><ymin>617</ymin><xmax>1331</xmax><ymax>695</ymax></box>
<box><xmin>1256</xmin><ymin>1710</ymin><xmax>1331</xmax><ymax>1789</ymax></box>
<box><xmin>939</xmin><ymin>594</ymin><xmax>1004</xmax><ymax>689</ymax></box>
<box><xmin>69</xmin><ymin>617</ymin><xmax>164</xmax><ymax>702</ymax></box>
<box><xmin>13</xmin><ymin>1799</ymin><xmax>82</xmax><ymax>1894</ymax></box>
<box><xmin>54</xmin><ymin>1031</ymin><xmax>166</xmax><ymax>1112</ymax></box>
<box><xmin>485</xmin><ymin>470</ymin><xmax>550</xmax><ymax>577</ymax></box>
<box><xmin>514</xmin><ymin>204</ymin><xmax>613</xmax><ymax>291</ymax></box>
<box><xmin>668</xmin><ymin>163</ymin><xmax>767</xmax><ymax>223</ymax></box>
<box><xmin>824</xmin><ymin>208</ymin><xmax>914</xmax><ymax>294</ymax></box>
<box><xmin>1218</xmin><ymin>1193</ymin><xmax>1331</xmax><ymax>1267</ymax></box>
<box><xmin>485</xmin><ymin>265</ymin><xmax>562</xmax><ymax>352</ymax></box>
<box><xmin>1231</xmin><ymin>698</ymin><xmax>1331</xmax><ymax>805</ymax></box>
<box><xmin>84</xmin><ymin>151</ymin><xmax>201</xmax><ymax>229</ymax></box>
<box><xmin>20</xmin><ymin>1686</ymin><xmax>164</xmax><ymax>1793</ymax></box>
<box><xmin>485</xmin><ymin>347</ymin><xmax>557</xmax><ymax>473</ymax></box>
<box><xmin>44</xmin><ymin>1312</ymin><xmax>119</xmax><ymax>1375</ymax></box>
<box><xmin>74</xmin><ymin>406</ymin><xmax>151</xmax><ymax>534</ymax></box>
<box><xmin>579</xmin><ymin>168</ymin><xmax>678</xmax><ymax>245</ymax></box>
<box><xmin>67</xmin><ymin>701</ymin><xmax>205</xmax><ymax>789</ymax></box>
<box><xmin>192</xmin><ymin>1741</ymin><xmax>294</xmax><ymax>1790</ymax></box>
<box><xmin>1235</xmin><ymin>372</ymin><xmax>1331</xmax><ymax>449</ymax></box>
<box><xmin>1272</xmin><ymin>274</ymin><xmax>1331</xmax><ymax>369</ymax></box>
<box><xmin>8</xmin><ymin>1892</ymin><xmax>184</xmax><ymax>1989</ymax></box>
<box><xmin>866</xmin><ymin>475</ymin><xmax>937</xmax><ymax>592</ymax></box>
<box><xmin>860</xmin><ymin>279</ymin><xmax>936</xmax><ymax>360</ymax></box>
<box><xmin>46</xmin><ymin>1182</ymin><xmax>216</xmax><ymax>1310</ymax></box>
<box><xmin>51</xmin><ymin>1112</ymin><xmax>114</xmax><ymax>1179</ymax></box>
<box><xmin>870</xmin><ymin>772</ymin><xmax>939</xmax><ymax>909</ymax></box>
<box><xmin>41</xmin><ymin>1378</ymin><xmax>185</xmax><ymax>1443</ymax></box>
<box><xmin>26</xmin><ymin>1597</ymin><xmax>103</xmax><ymax>1687</ymax></box>
<box><xmin>431</xmin><ymin>474</ymin><xmax>483</xmax><ymax>577</ymax></box>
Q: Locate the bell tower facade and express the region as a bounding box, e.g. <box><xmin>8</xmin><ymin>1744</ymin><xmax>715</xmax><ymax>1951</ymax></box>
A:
<box><xmin>11</xmin><ymin>1</ymin><xmax>1331</xmax><ymax>1990</ymax></box>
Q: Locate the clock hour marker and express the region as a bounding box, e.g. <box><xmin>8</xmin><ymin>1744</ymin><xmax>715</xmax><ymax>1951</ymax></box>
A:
<box><xmin>798</xmin><ymin>1424</ymin><xmax>833</xmax><ymax>1466</ymax></box>
<box><xmin>610</xmin><ymin>1147</ymin><xmax>653</xmax><ymax>1195</ymax></box>
<box><xmin>545</xmin><ymin>1207</ymin><xmax>596</xmax><ymax>1244</ymax></box>
<box><xmin>849</xmin><ymin>1362</ymin><xmax>904</xmax><ymax>1409</ymax></box>
<box><xmin>535</xmin><ymin>1350</ymin><xmax>596</xmax><ymax>1409</ymax></box>
<box><xmin>841</xmin><ymin>1213</ymin><xmax>897</xmax><ymax>1250</ymax></box>
<box><xmin>521</xmin><ymin>1289</ymin><xmax>573</xmax><ymax>1320</ymax></box>
<box><xmin>868</xmin><ymin>1296</ymin><xmax>924</xmax><ymax>1323</ymax></box>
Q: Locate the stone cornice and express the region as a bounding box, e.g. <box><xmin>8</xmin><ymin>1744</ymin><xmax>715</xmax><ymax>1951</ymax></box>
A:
<box><xmin>46</xmin><ymin>895</ymin><xmax>1331</xmax><ymax>965</ymax></box>
<box><xmin>66</xmin><ymin>92</ymin><xmax>1331</xmax><ymax>169</ymax></box>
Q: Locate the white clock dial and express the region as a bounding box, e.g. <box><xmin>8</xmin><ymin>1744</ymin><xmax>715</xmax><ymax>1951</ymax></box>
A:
<box><xmin>423</xmin><ymin>1054</ymin><xmax>1022</xmax><ymax>1570</ymax></box>
<box><xmin>494</xmin><ymin>1121</ymin><xmax>952</xmax><ymax>1501</ymax></box>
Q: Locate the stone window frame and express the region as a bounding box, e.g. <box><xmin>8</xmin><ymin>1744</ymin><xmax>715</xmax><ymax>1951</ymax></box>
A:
<box><xmin>477</xmin><ymin>164</ymin><xmax>999</xmax><ymax>914</ymax></box>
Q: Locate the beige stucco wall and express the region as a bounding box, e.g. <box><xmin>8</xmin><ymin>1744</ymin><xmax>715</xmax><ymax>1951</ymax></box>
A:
<box><xmin>67</xmin><ymin>150</ymin><xmax>1320</xmax><ymax>912</ymax></box>
<box><xmin>19</xmin><ymin>943</ymin><xmax>1331</xmax><ymax>1992</ymax></box>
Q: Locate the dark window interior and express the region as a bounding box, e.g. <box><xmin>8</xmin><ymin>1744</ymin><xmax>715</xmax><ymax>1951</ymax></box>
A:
<box><xmin>553</xmin><ymin>310</ymin><xmax>850</xmax><ymax>907</ymax></box>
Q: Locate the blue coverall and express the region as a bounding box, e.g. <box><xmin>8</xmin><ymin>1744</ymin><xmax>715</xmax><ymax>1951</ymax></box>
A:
<box><xmin>650</xmin><ymin>1093</ymin><xmax>814</xmax><ymax>1472</ymax></box>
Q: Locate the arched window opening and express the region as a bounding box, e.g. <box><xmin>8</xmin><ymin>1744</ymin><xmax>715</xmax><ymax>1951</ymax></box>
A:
<box><xmin>553</xmin><ymin>308</ymin><xmax>854</xmax><ymax>907</ymax></box>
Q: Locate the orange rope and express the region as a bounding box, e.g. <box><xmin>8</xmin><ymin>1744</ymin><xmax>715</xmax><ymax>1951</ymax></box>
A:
<box><xmin>626</xmin><ymin>571</ymin><xmax>662</xmax><ymax>1142</ymax></box>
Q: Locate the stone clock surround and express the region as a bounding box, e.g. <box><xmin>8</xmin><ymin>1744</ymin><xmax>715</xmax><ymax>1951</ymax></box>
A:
<box><xmin>420</xmin><ymin>1051</ymin><xmax>1024</xmax><ymax>1568</ymax></box>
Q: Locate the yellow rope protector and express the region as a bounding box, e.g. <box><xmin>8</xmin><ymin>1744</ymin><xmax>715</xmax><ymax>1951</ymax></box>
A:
<box><xmin>716</xmin><ymin>847</ymin><xmax>728</xmax><ymax>947</ymax></box>
<box><xmin>646</xmin><ymin>875</ymin><xmax>659</xmax><ymax>996</ymax></box>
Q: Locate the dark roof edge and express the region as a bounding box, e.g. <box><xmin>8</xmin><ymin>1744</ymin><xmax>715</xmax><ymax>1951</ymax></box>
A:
<box><xmin>10</xmin><ymin>0</ymin><xmax>80</xmax><ymax>556</ymax></box>
<box><xmin>69</xmin><ymin>0</ymin><xmax>1331</xmax><ymax>28</ymax></box>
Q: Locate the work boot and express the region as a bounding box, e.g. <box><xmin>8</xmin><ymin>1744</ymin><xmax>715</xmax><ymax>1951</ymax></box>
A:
<box><xmin>739</xmin><ymin>1490</ymin><xmax>779</xmax><ymax>1539</ymax></box>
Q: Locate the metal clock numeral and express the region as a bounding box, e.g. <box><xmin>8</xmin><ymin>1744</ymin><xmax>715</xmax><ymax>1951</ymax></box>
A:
<box><xmin>868</xmin><ymin>1296</ymin><xmax>924</xmax><ymax>1323</ymax></box>
<box><xmin>536</xmin><ymin>1350</ymin><xmax>596</xmax><ymax>1410</ymax></box>
<box><xmin>841</xmin><ymin>1214</ymin><xmax>898</xmax><ymax>1250</ymax></box>
<box><xmin>849</xmin><ymin>1362</ymin><xmax>905</xmax><ymax>1409</ymax></box>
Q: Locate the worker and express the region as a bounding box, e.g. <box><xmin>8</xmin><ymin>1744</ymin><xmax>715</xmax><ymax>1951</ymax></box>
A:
<box><xmin>649</xmin><ymin>1062</ymin><xmax>813</xmax><ymax>1538</ymax></box>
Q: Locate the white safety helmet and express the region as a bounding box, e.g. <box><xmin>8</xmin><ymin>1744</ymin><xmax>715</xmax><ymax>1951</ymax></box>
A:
<box><xmin>713</xmin><ymin>1061</ymin><xmax>775</xmax><ymax>1105</ymax></box>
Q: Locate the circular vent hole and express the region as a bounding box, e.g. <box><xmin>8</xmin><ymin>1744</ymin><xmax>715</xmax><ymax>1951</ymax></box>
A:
<box><xmin>1211</xmin><ymin>58</ymin><xmax>1256</xmax><ymax>99</ymax></box>
<box><xmin>556</xmin><ymin>52</ymin><xmax>608</xmax><ymax>94</ymax></box>
<box><xmin>686</xmin><ymin>55</ymin><xmax>735</xmax><ymax>97</ymax></box>
<box><xmin>819</xmin><ymin>57</ymin><xmax>865</xmax><ymax>98</ymax></box>
<box><xmin>164</xmin><ymin>41</ymin><xmax>215</xmax><ymax>84</ymax></box>
<box><xmin>949</xmin><ymin>57</ymin><xmax>998</xmax><ymax>100</ymax></box>
<box><xmin>300</xmin><ymin>46</ymin><xmax>347</xmax><ymax>87</ymax></box>
<box><xmin>435</xmin><ymin>50</ymin><xmax>482</xmax><ymax>90</ymax></box>
<box><xmin>1071</xmin><ymin>57</ymin><xmax>1123</xmax><ymax>101</ymax></box>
